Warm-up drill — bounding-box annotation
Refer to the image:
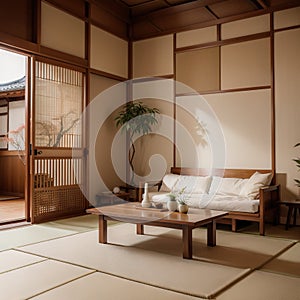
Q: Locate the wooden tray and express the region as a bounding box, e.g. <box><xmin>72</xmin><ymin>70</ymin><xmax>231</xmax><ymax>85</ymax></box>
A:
<box><xmin>135</xmin><ymin>205</ymin><xmax>168</xmax><ymax>212</ymax></box>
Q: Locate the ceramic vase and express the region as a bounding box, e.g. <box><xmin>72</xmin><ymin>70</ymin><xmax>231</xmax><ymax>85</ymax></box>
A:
<box><xmin>167</xmin><ymin>199</ymin><xmax>178</xmax><ymax>212</ymax></box>
<box><xmin>178</xmin><ymin>204</ymin><xmax>189</xmax><ymax>213</ymax></box>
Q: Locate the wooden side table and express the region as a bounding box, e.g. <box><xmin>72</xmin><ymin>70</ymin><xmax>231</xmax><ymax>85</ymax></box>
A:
<box><xmin>280</xmin><ymin>200</ymin><xmax>300</xmax><ymax>230</ymax></box>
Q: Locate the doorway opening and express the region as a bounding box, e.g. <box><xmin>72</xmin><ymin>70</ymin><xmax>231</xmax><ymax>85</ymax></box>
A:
<box><xmin>0</xmin><ymin>48</ymin><xmax>28</xmax><ymax>225</ymax></box>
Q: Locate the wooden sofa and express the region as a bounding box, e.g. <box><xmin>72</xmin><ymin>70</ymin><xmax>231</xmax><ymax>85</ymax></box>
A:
<box><xmin>138</xmin><ymin>167</ymin><xmax>280</xmax><ymax>235</ymax></box>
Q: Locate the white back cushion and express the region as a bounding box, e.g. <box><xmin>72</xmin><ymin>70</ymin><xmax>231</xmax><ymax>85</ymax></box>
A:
<box><xmin>159</xmin><ymin>174</ymin><xmax>180</xmax><ymax>192</ymax></box>
<box><xmin>173</xmin><ymin>175</ymin><xmax>212</xmax><ymax>194</ymax></box>
<box><xmin>209</xmin><ymin>177</ymin><xmax>249</xmax><ymax>196</ymax></box>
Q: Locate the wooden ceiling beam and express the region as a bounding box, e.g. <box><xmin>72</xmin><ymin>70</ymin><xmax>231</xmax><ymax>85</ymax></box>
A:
<box><xmin>256</xmin><ymin>0</ymin><xmax>268</xmax><ymax>9</ymax></box>
<box><xmin>132</xmin><ymin>0</ymin><xmax>224</xmax><ymax>21</ymax></box>
<box><xmin>205</xmin><ymin>5</ymin><xmax>219</xmax><ymax>19</ymax></box>
<box><xmin>131</xmin><ymin>0</ymin><xmax>300</xmax><ymax>40</ymax></box>
<box><xmin>91</xmin><ymin>0</ymin><xmax>130</xmax><ymax>23</ymax></box>
<box><xmin>248</xmin><ymin>0</ymin><xmax>268</xmax><ymax>9</ymax></box>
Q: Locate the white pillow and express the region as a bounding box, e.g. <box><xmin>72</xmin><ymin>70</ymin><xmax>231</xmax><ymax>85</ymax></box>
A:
<box><xmin>172</xmin><ymin>175</ymin><xmax>212</xmax><ymax>194</ymax></box>
<box><xmin>211</xmin><ymin>177</ymin><xmax>249</xmax><ymax>196</ymax></box>
<box><xmin>240</xmin><ymin>172</ymin><xmax>273</xmax><ymax>199</ymax></box>
<box><xmin>159</xmin><ymin>174</ymin><xmax>180</xmax><ymax>192</ymax></box>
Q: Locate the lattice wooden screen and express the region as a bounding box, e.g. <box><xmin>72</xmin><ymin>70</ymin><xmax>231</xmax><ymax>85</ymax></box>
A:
<box><xmin>32</xmin><ymin>61</ymin><xmax>86</xmax><ymax>223</ymax></box>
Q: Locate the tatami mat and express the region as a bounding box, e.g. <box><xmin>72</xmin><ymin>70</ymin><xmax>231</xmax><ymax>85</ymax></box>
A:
<box><xmin>31</xmin><ymin>271</ymin><xmax>202</xmax><ymax>300</ymax></box>
<box><xmin>19</xmin><ymin>225</ymin><xmax>250</xmax><ymax>299</ymax></box>
<box><xmin>0</xmin><ymin>225</ymin><xmax>76</xmax><ymax>251</ymax></box>
<box><xmin>0</xmin><ymin>260</ymin><xmax>94</xmax><ymax>300</ymax></box>
<box><xmin>0</xmin><ymin>249</ymin><xmax>46</xmax><ymax>274</ymax></box>
<box><xmin>106</xmin><ymin>223</ymin><xmax>295</xmax><ymax>269</ymax></box>
<box><xmin>262</xmin><ymin>242</ymin><xmax>300</xmax><ymax>277</ymax></box>
<box><xmin>216</xmin><ymin>270</ymin><xmax>300</xmax><ymax>300</ymax></box>
<box><xmin>39</xmin><ymin>214</ymin><xmax>100</xmax><ymax>232</ymax></box>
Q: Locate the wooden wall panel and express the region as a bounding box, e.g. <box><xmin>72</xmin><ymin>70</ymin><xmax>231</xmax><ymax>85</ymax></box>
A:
<box><xmin>90</xmin><ymin>2</ymin><xmax>128</xmax><ymax>40</ymax></box>
<box><xmin>45</xmin><ymin>0</ymin><xmax>86</xmax><ymax>18</ymax></box>
<box><xmin>0</xmin><ymin>154</ymin><xmax>25</xmax><ymax>196</ymax></box>
<box><xmin>41</xmin><ymin>2</ymin><xmax>85</xmax><ymax>58</ymax></box>
<box><xmin>0</xmin><ymin>0</ymin><xmax>35</xmax><ymax>42</ymax></box>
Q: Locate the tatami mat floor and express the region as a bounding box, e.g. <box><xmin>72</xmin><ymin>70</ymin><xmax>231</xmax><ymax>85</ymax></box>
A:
<box><xmin>0</xmin><ymin>215</ymin><xmax>299</xmax><ymax>300</ymax></box>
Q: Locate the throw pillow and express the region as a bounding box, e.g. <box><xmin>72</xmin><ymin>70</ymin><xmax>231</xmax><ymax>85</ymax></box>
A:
<box><xmin>239</xmin><ymin>172</ymin><xmax>273</xmax><ymax>199</ymax></box>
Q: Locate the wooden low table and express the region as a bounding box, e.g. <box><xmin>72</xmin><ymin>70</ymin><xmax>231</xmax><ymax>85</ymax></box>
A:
<box><xmin>280</xmin><ymin>200</ymin><xmax>300</xmax><ymax>230</ymax></box>
<box><xmin>87</xmin><ymin>202</ymin><xmax>228</xmax><ymax>259</ymax></box>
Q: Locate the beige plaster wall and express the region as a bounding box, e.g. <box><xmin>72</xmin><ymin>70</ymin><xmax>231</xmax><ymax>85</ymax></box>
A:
<box><xmin>205</xmin><ymin>89</ymin><xmax>272</xmax><ymax>169</ymax></box>
<box><xmin>274</xmin><ymin>7</ymin><xmax>300</xmax><ymax>30</ymax></box>
<box><xmin>133</xmin><ymin>88</ymin><xmax>174</xmax><ymax>180</ymax></box>
<box><xmin>90</xmin><ymin>74</ymin><xmax>124</xmax><ymax>191</ymax></box>
<box><xmin>176</xmin><ymin>26</ymin><xmax>217</xmax><ymax>48</ymax></box>
<box><xmin>175</xmin><ymin>98</ymin><xmax>213</xmax><ymax>168</ymax></box>
<box><xmin>41</xmin><ymin>2</ymin><xmax>85</xmax><ymax>58</ymax></box>
<box><xmin>176</xmin><ymin>47</ymin><xmax>219</xmax><ymax>93</ymax></box>
<box><xmin>275</xmin><ymin>28</ymin><xmax>300</xmax><ymax>201</ymax></box>
<box><xmin>221</xmin><ymin>38</ymin><xmax>270</xmax><ymax>89</ymax></box>
<box><xmin>91</xmin><ymin>26</ymin><xmax>128</xmax><ymax>78</ymax></box>
<box><xmin>131</xmin><ymin>95</ymin><xmax>174</xmax><ymax>181</ymax></box>
<box><xmin>133</xmin><ymin>35</ymin><xmax>173</xmax><ymax>77</ymax></box>
<box><xmin>221</xmin><ymin>14</ymin><xmax>269</xmax><ymax>39</ymax></box>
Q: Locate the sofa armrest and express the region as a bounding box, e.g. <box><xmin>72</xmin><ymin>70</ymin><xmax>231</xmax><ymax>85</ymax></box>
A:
<box><xmin>259</xmin><ymin>184</ymin><xmax>280</xmax><ymax>215</ymax></box>
<box><xmin>138</xmin><ymin>180</ymin><xmax>163</xmax><ymax>202</ymax></box>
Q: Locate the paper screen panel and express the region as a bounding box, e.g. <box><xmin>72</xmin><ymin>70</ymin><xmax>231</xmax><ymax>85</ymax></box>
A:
<box><xmin>35</xmin><ymin>62</ymin><xmax>83</xmax><ymax>148</ymax></box>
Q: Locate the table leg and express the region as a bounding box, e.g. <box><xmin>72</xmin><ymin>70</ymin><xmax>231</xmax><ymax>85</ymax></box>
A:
<box><xmin>182</xmin><ymin>226</ymin><xmax>192</xmax><ymax>259</ymax></box>
<box><xmin>207</xmin><ymin>220</ymin><xmax>216</xmax><ymax>247</ymax></box>
<box><xmin>99</xmin><ymin>215</ymin><xmax>107</xmax><ymax>243</ymax></box>
<box><xmin>293</xmin><ymin>207</ymin><xmax>297</xmax><ymax>226</ymax></box>
<box><xmin>137</xmin><ymin>223</ymin><xmax>144</xmax><ymax>235</ymax></box>
<box><xmin>286</xmin><ymin>206</ymin><xmax>293</xmax><ymax>230</ymax></box>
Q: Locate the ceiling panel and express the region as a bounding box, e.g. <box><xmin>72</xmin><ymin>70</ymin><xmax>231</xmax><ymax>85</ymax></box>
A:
<box><xmin>105</xmin><ymin>0</ymin><xmax>300</xmax><ymax>39</ymax></box>
<box><xmin>120</xmin><ymin>0</ymin><xmax>154</xmax><ymax>6</ymax></box>
<box><xmin>151</xmin><ymin>6</ymin><xmax>215</xmax><ymax>30</ymax></box>
<box><xmin>130</xmin><ymin>0</ymin><xmax>169</xmax><ymax>16</ymax></box>
<box><xmin>208</xmin><ymin>0</ymin><xmax>258</xmax><ymax>18</ymax></box>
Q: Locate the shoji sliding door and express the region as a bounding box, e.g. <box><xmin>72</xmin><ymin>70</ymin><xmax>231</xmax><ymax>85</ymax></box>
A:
<box><xmin>30</xmin><ymin>60</ymin><xmax>87</xmax><ymax>223</ymax></box>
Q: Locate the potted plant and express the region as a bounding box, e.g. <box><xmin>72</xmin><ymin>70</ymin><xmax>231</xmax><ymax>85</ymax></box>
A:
<box><xmin>166</xmin><ymin>193</ymin><xmax>177</xmax><ymax>212</ymax></box>
<box><xmin>176</xmin><ymin>187</ymin><xmax>189</xmax><ymax>213</ymax></box>
<box><xmin>115</xmin><ymin>101</ymin><xmax>160</xmax><ymax>184</ymax></box>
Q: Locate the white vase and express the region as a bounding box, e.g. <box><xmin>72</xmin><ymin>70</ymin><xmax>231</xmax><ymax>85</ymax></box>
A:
<box><xmin>178</xmin><ymin>204</ymin><xmax>189</xmax><ymax>214</ymax></box>
<box><xmin>167</xmin><ymin>200</ymin><xmax>177</xmax><ymax>212</ymax></box>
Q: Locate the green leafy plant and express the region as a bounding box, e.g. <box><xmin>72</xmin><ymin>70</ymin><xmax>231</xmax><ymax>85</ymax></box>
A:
<box><xmin>169</xmin><ymin>187</ymin><xmax>189</xmax><ymax>205</ymax></box>
<box><xmin>294</xmin><ymin>143</ymin><xmax>300</xmax><ymax>187</ymax></box>
<box><xmin>115</xmin><ymin>101</ymin><xmax>160</xmax><ymax>184</ymax></box>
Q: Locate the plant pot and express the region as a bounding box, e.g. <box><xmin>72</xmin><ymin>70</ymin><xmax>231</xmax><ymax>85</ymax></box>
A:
<box><xmin>178</xmin><ymin>204</ymin><xmax>189</xmax><ymax>214</ymax></box>
<box><xmin>167</xmin><ymin>200</ymin><xmax>178</xmax><ymax>212</ymax></box>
